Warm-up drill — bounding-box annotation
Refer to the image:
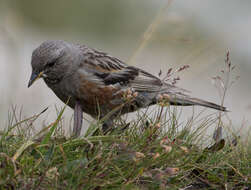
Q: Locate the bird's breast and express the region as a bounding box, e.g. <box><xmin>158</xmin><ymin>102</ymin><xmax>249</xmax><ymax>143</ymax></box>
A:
<box><xmin>44</xmin><ymin>77</ymin><xmax>77</xmax><ymax>109</ymax></box>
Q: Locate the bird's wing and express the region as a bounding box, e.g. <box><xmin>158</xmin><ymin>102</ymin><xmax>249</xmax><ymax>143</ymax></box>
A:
<box><xmin>79</xmin><ymin>45</ymin><xmax>163</xmax><ymax>92</ymax></box>
<box><xmin>96</xmin><ymin>66</ymin><xmax>163</xmax><ymax>92</ymax></box>
<box><xmin>79</xmin><ymin>45</ymin><xmax>127</xmax><ymax>72</ymax></box>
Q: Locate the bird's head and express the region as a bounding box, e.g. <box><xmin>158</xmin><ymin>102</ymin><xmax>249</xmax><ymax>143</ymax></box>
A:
<box><xmin>28</xmin><ymin>40</ymin><xmax>79</xmax><ymax>87</ymax></box>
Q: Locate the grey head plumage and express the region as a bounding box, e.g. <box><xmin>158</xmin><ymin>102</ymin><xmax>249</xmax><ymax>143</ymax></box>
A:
<box><xmin>28</xmin><ymin>40</ymin><xmax>81</xmax><ymax>87</ymax></box>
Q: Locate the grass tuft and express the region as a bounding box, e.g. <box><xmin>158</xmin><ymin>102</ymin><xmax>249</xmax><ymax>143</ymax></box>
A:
<box><xmin>0</xmin><ymin>106</ymin><xmax>250</xmax><ymax>190</ymax></box>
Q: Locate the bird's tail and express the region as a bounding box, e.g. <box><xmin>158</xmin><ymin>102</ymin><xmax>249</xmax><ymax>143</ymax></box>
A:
<box><xmin>158</xmin><ymin>85</ymin><xmax>227</xmax><ymax>112</ymax></box>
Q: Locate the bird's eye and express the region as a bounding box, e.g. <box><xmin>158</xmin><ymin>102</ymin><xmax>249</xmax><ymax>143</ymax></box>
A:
<box><xmin>47</xmin><ymin>61</ymin><xmax>56</xmax><ymax>68</ymax></box>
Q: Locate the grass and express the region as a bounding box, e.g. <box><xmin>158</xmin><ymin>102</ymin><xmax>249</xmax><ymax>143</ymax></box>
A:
<box><xmin>0</xmin><ymin>105</ymin><xmax>250</xmax><ymax>190</ymax></box>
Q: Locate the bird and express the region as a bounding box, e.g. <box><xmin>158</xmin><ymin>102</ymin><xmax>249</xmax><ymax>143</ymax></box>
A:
<box><xmin>28</xmin><ymin>40</ymin><xmax>226</xmax><ymax>137</ymax></box>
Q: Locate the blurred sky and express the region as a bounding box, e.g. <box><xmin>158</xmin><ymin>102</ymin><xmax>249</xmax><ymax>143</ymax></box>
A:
<box><xmin>0</xmin><ymin>0</ymin><xmax>250</xmax><ymax>134</ymax></box>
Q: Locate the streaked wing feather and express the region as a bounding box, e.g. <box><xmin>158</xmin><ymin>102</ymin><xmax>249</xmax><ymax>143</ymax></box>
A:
<box><xmin>78</xmin><ymin>45</ymin><xmax>127</xmax><ymax>72</ymax></box>
<box><xmin>130</xmin><ymin>70</ymin><xmax>162</xmax><ymax>92</ymax></box>
<box><xmin>95</xmin><ymin>66</ymin><xmax>139</xmax><ymax>85</ymax></box>
<box><xmin>78</xmin><ymin>45</ymin><xmax>163</xmax><ymax>92</ymax></box>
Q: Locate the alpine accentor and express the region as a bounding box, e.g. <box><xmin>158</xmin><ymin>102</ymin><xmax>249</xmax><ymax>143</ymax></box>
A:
<box><xmin>28</xmin><ymin>40</ymin><xmax>226</xmax><ymax>137</ymax></box>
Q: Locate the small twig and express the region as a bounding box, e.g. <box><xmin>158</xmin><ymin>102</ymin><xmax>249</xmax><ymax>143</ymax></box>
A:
<box><xmin>212</xmin><ymin>50</ymin><xmax>239</xmax><ymax>142</ymax></box>
<box><xmin>128</xmin><ymin>0</ymin><xmax>173</xmax><ymax>65</ymax></box>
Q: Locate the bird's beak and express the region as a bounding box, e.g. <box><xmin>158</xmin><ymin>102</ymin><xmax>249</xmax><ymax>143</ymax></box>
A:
<box><xmin>28</xmin><ymin>71</ymin><xmax>44</xmax><ymax>88</ymax></box>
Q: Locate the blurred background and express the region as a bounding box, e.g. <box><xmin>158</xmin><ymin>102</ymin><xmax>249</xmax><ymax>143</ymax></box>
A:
<box><xmin>0</xmin><ymin>0</ymin><xmax>250</xmax><ymax>134</ymax></box>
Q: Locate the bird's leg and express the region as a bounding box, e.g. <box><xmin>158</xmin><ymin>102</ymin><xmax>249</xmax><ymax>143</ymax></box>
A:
<box><xmin>73</xmin><ymin>101</ymin><xmax>83</xmax><ymax>137</ymax></box>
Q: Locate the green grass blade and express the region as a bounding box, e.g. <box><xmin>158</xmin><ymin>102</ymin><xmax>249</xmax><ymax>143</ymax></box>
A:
<box><xmin>41</xmin><ymin>105</ymin><xmax>66</xmax><ymax>145</ymax></box>
<box><xmin>12</xmin><ymin>140</ymin><xmax>34</xmax><ymax>162</ymax></box>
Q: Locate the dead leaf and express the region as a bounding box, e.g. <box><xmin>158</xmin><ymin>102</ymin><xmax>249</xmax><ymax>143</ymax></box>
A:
<box><xmin>153</xmin><ymin>152</ymin><xmax>160</xmax><ymax>160</ymax></box>
<box><xmin>162</xmin><ymin>145</ymin><xmax>172</xmax><ymax>153</ymax></box>
<box><xmin>164</xmin><ymin>167</ymin><xmax>179</xmax><ymax>176</ymax></box>
<box><xmin>180</xmin><ymin>146</ymin><xmax>189</xmax><ymax>153</ymax></box>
